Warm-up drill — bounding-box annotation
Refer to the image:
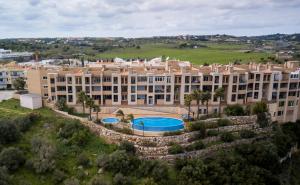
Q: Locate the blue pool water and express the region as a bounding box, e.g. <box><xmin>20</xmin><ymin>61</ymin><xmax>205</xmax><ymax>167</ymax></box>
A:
<box><xmin>132</xmin><ymin>117</ymin><xmax>184</xmax><ymax>132</ymax></box>
<box><xmin>102</xmin><ymin>117</ymin><xmax>120</xmax><ymax>124</ymax></box>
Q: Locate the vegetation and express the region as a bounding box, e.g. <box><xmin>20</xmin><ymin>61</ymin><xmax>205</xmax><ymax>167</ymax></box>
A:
<box><xmin>224</xmin><ymin>104</ymin><xmax>245</xmax><ymax>116</ymax></box>
<box><xmin>1</xmin><ymin>99</ymin><xmax>300</xmax><ymax>185</ymax></box>
<box><xmin>184</xmin><ymin>95</ymin><xmax>192</xmax><ymax>120</ymax></box>
<box><xmin>12</xmin><ymin>77</ymin><xmax>26</xmax><ymax>91</ymax></box>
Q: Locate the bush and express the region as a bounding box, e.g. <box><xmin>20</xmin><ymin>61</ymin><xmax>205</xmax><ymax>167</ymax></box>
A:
<box><xmin>252</xmin><ymin>102</ymin><xmax>268</xmax><ymax>115</ymax></box>
<box><xmin>98</xmin><ymin>150</ymin><xmax>140</xmax><ymax>175</ymax></box>
<box><xmin>58</xmin><ymin>120</ymin><xmax>91</xmax><ymax>146</ymax></box>
<box><xmin>224</xmin><ymin>104</ymin><xmax>245</xmax><ymax>116</ymax></box>
<box><xmin>0</xmin><ymin>120</ymin><xmax>20</xmax><ymax>144</ymax></box>
<box><xmin>0</xmin><ymin>147</ymin><xmax>25</xmax><ymax>171</ymax></box>
<box><xmin>64</xmin><ymin>178</ymin><xmax>80</xmax><ymax>185</ymax></box>
<box><xmin>77</xmin><ymin>153</ymin><xmax>90</xmax><ymax>167</ymax></box>
<box><xmin>89</xmin><ymin>176</ymin><xmax>111</xmax><ymax>185</ymax></box>
<box><xmin>204</xmin><ymin>122</ymin><xmax>219</xmax><ymax>129</ymax></box>
<box><xmin>185</xmin><ymin>141</ymin><xmax>205</xmax><ymax>151</ymax></box>
<box><xmin>140</xmin><ymin>178</ymin><xmax>158</xmax><ymax>185</ymax></box>
<box><xmin>207</xmin><ymin>130</ymin><xmax>219</xmax><ymax>136</ymax></box>
<box><xmin>137</xmin><ymin>160</ymin><xmax>170</xmax><ymax>184</ymax></box>
<box><xmin>220</xmin><ymin>132</ymin><xmax>236</xmax><ymax>142</ymax></box>
<box><xmin>55</xmin><ymin>98</ymin><xmax>67</xmax><ymax>111</ymax></box>
<box><xmin>0</xmin><ymin>167</ymin><xmax>11</xmax><ymax>185</ymax></box>
<box><xmin>119</xmin><ymin>141</ymin><xmax>136</xmax><ymax>154</ymax></box>
<box><xmin>240</xmin><ymin>130</ymin><xmax>256</xmax><ymax>139</ymax></box>
<box><xmin>30</xmin><ymin>137</ymin><xmax>57</xmax><ymax>173</ymax></box>
<box><xmin>189</xmin><ymin>121</ymin><xmax>205</xmax><ymax>131</ymax></box>
<box><xmin>113</xmin><ymin>173</ymin><xmax>132</xmax><ymax>185</ymax></box>
<box><xmin>53</xmin><ymin>169</ymin><xmax>67</xmax><ymax>184</ymax></box>
<box><xmin>168</xmin><ymin>144</ymin><xmax>184</xmax><ymax>154</ymax></box>
<box><xmin>257</xmin><ymin>113</ymin><xmax>270</xmax><ymax>128</ymax></box>
<box><xmin>114</xmin><ymin>127</ymin><xmax>133</xmax><ymax>135</ymax></box>
<box><xmin>163</xmin><ymin>130</ymin><xmax>183</xmax><ymax>136</ymax></box>
<box><xmin>217</xmin><ymin>119</ymin><xmax>232</xmax><ymax>127</ymax></box>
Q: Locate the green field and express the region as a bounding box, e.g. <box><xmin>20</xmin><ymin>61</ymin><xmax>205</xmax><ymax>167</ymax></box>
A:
<box><xmin>95</xmin><ymin>43</ymin><xmax>271</xmax><ymax>64</ymax></box>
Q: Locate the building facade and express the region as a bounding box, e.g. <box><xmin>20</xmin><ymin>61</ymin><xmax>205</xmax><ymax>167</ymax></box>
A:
<box><xmin>27</xmin><ymin>60</ymin><xmax>300</xmax><ymax>123</ymax></box>
<box><xmin>0</xmin><ymin>67</ymin><xmax>25</xmax><ymax>89</ymax></box>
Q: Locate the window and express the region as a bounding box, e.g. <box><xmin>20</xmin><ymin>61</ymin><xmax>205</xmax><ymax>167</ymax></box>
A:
<box><xmin>272</xmin><ymin>92</ymin><xmax>277</xmax><ymax>100</ymax></box>
<box><xmin>184</xmin><ymin>85</ymin><xmax>189</xmax><ymax>93</ymax></box>
<box><xmin>256</xmin><ymin>74</ymin><xmax>260</xmax><ymax>81</ymax></box>
<box><xmin>57</xmin><ymin>86</ymin><xmax>66</xmax><ymax>91</ymax></box>
<box><xmin>137</xmin><ymin>86</ymin><xmax>147</xmax><ymax>91</ymax></box>
<box><xmin>233</xmin><ymin>76</ymin><xmax>238</xmax><ymax>83</ymax></box>
<box><xmin>288</xmin><ymin>101</ymin><xmax>294</xmax><ymax>107</ymax></box>
<box><xmin>149</xmin><ymin>76</ymin><xmax>153</xmax><ymax>83</ymax></box>
<box><xmin>255</xmin><ymin>83</ymin><xmax>259</xmax><ymax>90</ymax></box>
<box><xmin>214</xmin><ymin>76</ymin><xmax>219</xmax><ymax>83</ymax></box>
<box><xmin>288</xmin><ymin>91</ymin><xmax>296</xmax><ymax>96</ymax></box>
<box><xmin>254</xmin><ymin>92</ymin><xmax>259</xmax><ymax>99</ymax></box>
<box><xmin>85</xmin><ymin>77</ymin><xmax>90</xmax><ymax>84</ymax></box>
<box><xmin>166</xmin><ymin>76</ymin><xmax>171</xmax><ymax>83</ymax></box>
<box><xmin>231</xmin><ymin>94</ymin><xmax>236</xmax><ymax>101</ymax></box>
<box><xmin>203</xmin><ymin>75</ymin><xmax>210</xmax><ymax>81</ymax></box>
<box><xmin>92</xmin><ymin>76</ymin><xmax>101</xmax><ymax>84</ymax></box>
<box><xmin>75</xmin><ymin>77</ymin><xmax>82</xmax><ymax>84</ymax></box>
<box><xmin>113</xmin><ymin>77</ymin><xmax>118</xmax><ymax>84</ymax></box>
<box><xmin>137</xmin><ymin>76</ymin><xmax>147</xmax><ymax>82</ymax></box>
<box><xmin>103</xmin><ymin>76</ymin><xmax>111</xmax><ymax>82</ymax></box>
<box><xmin>232</xmin><ymin>85</ymin><xmax>237</xmax><ymax>92</ymax></box>
<box><xmin>114</xmin><ymin>95</ymin><xmax>118</xmax><ymax>102</ymax></box>
<box><xmin>85</xmin><ymin>86</ymin><xmax>90</xmax><ymax>93</ymax></box>
<box><xmin>277</xmin><ymin>111</ymin><xmax>284</xmax><ymax>116</ymax></box>
<box><xmin>43</xmin><ymin>76</ymin><xmax>47</xmax><ymax>80</ymax></box>
<box><xmin>238</xmin><ymin>94</ymin><xmax>245</xmax><ymax>99</ymax></box>
<box><xmin>113</xmin><ymin>86</ymin><xmax>118</xmax><ymax>93</ymax></box>
<box><xmin>43</xmin><ymin>85</ymin><xmax>48</xmax><ymax>89</ymax></box>
<box><xmin>50</xmin><ymin>78</ymin><xmax>55</xmax><ymax>84</ymax></box>
<box><xmin>279</xmin><ymin>101</ymin><xmax>285</xmax><ymax>107</ymax></box>
<box><xmin>131</xmin><ymin>86</ymin><xmax>136</xmax><ymax>93</ymax></box>
<box><xmin>92</xmin><ymin>86</ymin><xmax>101</xmax><ymax>91</ymax></box>
<box><xmin>131</xmin><ymin>77</ymin><xmax>136</xmax><ymax>84</ymax></box>
<box><xmin>155</xmin><ymin>76</ymin><xmax>164</xmax><ymax>82</ymax></box>
<box><xmin>44</xmin><ymin>93</ymin><xmax>48</xmax><ymax>97</ymax></box>
<box><xmin>185</xmin><ymin>76</ymin><xmax>190</xmax><ymax>83</ymax></box>
<box><xmin>131</xmin><ymin>95</ymin><xmax>136</xmax><ymax>102</ymax></box>
<box><xmin>166</xmin><ymin>85</ymin><xmax>171</xmax><ymax>93</ymax></box>
<box><xmin>68</xmin><ymin>95</ymin><xmax>73</xmax><ymax>102</ymax></box>
<box><xmin>103</xmin><ymin>86</ymin><xmax>111</xmax><ymax>91</ymax></box>
<box><xmin>273</xmin><ymin>83</ymin><xmax>278</xmax><ymax>90</ymax></box>
<box><xmin>67</xmin><ymin>77</ymin><xmax>72</xmax><ymax>84</ymax></box>
<box><xmin>166</xmin><ymin>95</ymin><xmax>171</xmax><ymax>102</ymax></box>
<box><xmin>51</xmin><ymin>87</ymin><xmax>55</xmax><ymax>92</ymax></box>
<box><xmin>149</xmin><ymin>86</ymin><xmax>153</xmax><ymax>93</ymax></box>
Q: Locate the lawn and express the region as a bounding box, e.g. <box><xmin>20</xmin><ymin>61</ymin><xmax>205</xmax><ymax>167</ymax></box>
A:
<box><xmin>95</xmin><ymin>43</ymin><xmax>271</xmax><ymax>64</ymax></box>
<box><xmin>0</xmin><ymin>99</ymin><xmax>117</xmax><ymax>185</ymax></box>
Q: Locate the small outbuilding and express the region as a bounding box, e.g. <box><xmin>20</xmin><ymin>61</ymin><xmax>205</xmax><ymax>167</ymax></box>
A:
<box><xmin>20</xmin><ymin>94</ymin><xmax>42</xmax><ymax>110</ymax></box>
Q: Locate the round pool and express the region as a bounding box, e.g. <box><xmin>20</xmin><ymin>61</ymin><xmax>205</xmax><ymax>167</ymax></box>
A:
<box><xmin>132</xmin><ymin>117</ymin><xmax>184</xmax><ymax>132</ymax></box>
<box><xmin>102</xmin><ymin>117</ymin><xmax>120</xmax><ymax>124</ymax></box>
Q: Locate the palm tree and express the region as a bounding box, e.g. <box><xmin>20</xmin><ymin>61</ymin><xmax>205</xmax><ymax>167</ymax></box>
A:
<box><xmin>127</xmin><ymin>114</ymin><xmax>134</xmax><ymax>122</ymax></box>
<box><xmin>214</xmin><ymin>87</ymin><xmax>225</xmax><ymax>116</ymax></box>
<box><xmin>192</xmin><ymin>90</ymin><xmax>202</xmax><ymax>119</ymax></box>
<box><xmin>184</xmin><ymin>95</ymin><xmax>192</xmax><ymax>120</ymax></box>
<box><xmin>116</xmin><ymin>109</ymin><xmax>125</xmax><ymax>121</ymax></box>
<box><xmin>93</xmin><ymin>105</ymin><xmax>100</xmax><ymax>122</ymax></box>
<box><xmin>77</xmin><ymin>91</ymin><xmax>87</xmax><ymax>114</ymax></box>
<box><xmin>85</xmin><ymin>97</ymin><xmax>95</xmax><ymax>120</ymax></box>
<box><xmin>201</xmin><ymin>91</ymin><xmax>211</xmax><ymax>116</ymax></box>
<box><xmin>139</xmin><ymin>121</ymin><xmax>145</xmax><ymax>136</ymax></box>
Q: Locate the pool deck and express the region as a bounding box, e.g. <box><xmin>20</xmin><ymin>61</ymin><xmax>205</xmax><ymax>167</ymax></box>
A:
<box><xmin>97</xmin><ymin>107</ymin><xmax>182</xmax><ymax>119</ymax></box>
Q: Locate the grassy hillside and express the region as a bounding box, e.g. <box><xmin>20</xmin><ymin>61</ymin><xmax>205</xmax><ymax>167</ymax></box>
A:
<box><xmin>95</xmin><ymin>43</ymin><xmax>271</xmax><ymax>64</ymax></box>
<box><xmin>0</xmin><ymin>99</ymin><xmax>117</xmax><ymax>185</ymax></box>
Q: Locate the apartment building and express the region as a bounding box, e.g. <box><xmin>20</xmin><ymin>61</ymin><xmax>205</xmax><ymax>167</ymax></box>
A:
<box><xmin>27</xmin><ymin>60</ymin><xmax>300</xmax><ymax>122</ymax></box>
<box><xmin>0</xmin><ymin>66</ymin><xmax>25</xmax><ymax>89</ymax></box>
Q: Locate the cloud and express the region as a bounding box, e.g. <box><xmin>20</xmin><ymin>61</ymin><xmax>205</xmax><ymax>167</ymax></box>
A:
<box><xmin>0</xmin><ymin>0</ymin><xmax>299</xmax><ymax>38</ymax></box>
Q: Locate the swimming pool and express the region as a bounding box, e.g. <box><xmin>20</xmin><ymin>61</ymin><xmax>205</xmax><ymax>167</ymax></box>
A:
<box><xmin>102</xmin><ymin>117</ymin><xmax>120</xmax><ymax>124</ymax></box>
<box><xmin>132</xmin><ymin>117</ymin><xmax>184</xmax><ymax>132</ymax></box>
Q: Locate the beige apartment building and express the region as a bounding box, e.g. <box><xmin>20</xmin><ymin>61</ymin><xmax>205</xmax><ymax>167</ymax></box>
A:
<box><xmin>27</xmin><ymin>60</ymin><xmax>300</xmax><ymax>123</ymax></box>
<box><xmin>0</xmin><ymin>63</ymin><xmax>26</xmax><ymax>89</ymax></box>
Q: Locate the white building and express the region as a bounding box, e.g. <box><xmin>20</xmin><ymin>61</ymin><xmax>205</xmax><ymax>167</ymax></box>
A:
<box><xmin>20</xmin><ymin>94</ymin><xmax>42</xmax><ymax>109</ymax></box>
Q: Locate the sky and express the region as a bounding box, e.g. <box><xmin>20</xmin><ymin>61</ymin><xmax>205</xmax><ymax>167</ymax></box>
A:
<box><xmin>0</xmin><ymin>0</ymin><xmax>300</xmax><ymax>38</ymax></box>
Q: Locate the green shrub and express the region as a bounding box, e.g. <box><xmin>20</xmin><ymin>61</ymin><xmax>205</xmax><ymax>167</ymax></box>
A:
<box><xmin>163</xmin><ymin>130</ymin><xmax>183</xmax><ymax>136</ymax></box>
<box><xmin>0</xmin><ymin>120</ymin><xmax>20</xmax><ymax>144</ymax></box>
<box><xmin>224</xmin><ymin>104</ymin><xmax>245</xmax><ymax>116</ymax></box>
<box><xmin>185</xmin><ymin>141</ymin><xmax>205</xmax><ymax>151</ymax></box>
<box><xmin>63</xmin><ymin>178</ymin><xmax>80</xmax><ymax>185</ymax></box>
<box><xmin>217</xmin><ymin>119</ymin><xmax>232</xmax><ymax>127</ymax></box>
<box><xmin>207</xmin><ymin>130</ymin><xmax>219</xmax><ymax>136</ymax></box>
<box><xmin>220</xmin><ymin>132</ymin><xmax>236</xmax><ymax>142</ymax></box>
<box><xmin>168</xmin><ymin>144</ymin><xmax>184</xmax><ymax>154</ymax></box>
<box><xmin>0</xmin><ymin>147</ymin><xmax>25</xmax><ymax>171</ymax></box>
<box><xmin>89</xmin><ymin>176</ymin><xmax>111</xmax><ymax>185</ymax></box>
<box><xmin>52</xmin><ymin>169</ymin><xmax>67</xmax><ymax>184</ymax></box>
<box><xmin>119</xmin><ymin>141</ymin><xmax>136</xmax><ymax>154</ymax></box>
<box><xmin>76</xmin><ymin>153</ymin><xmax>90</xmax><ymax>167</ymax></box>
<box><xmin>98</xmin><ymin>150</ymin><xmax>140</xmax><ymax>175</ymax></box>
<box><xmin>189</xmin><ymin>121</ymin><xmax>205</xmax><ymax>131</ymax></box>
<box><xmin>113</xmin><ymin>173</ymin><xmax>132</xmax><ymax>185</ymax></box>
<box><xmin>240</xmin><ymin>130</ymin><xmax>256</xmax><ymax>139</ymax></box>
<box><xmin>137</xmin><ymin>160</ymin><xmax>170</xmax><ymax>184</ymax></box>
<box><xmin>204</xmin><ymin>122</ymin><xmax>219</xmax><ymax>129</ymax></box>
